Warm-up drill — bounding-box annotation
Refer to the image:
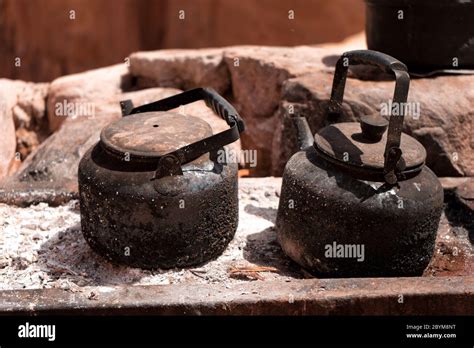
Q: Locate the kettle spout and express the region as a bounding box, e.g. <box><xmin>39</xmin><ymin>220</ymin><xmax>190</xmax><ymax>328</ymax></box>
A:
<box><xmin>293</xmin><ymin>116</ymin><xmax>314</xmax><ymax>150</ymax></box>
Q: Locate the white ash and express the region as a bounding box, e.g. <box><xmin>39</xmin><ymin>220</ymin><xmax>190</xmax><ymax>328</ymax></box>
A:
<box><xmin>1</xmin><ymin>177</ymin><xmax>470</xmax><ymax>291</ymax></box>
<box><xmin>0</xmin><ymin>178</ymin><xmax>301</xmax><ymax>290</ymax></box>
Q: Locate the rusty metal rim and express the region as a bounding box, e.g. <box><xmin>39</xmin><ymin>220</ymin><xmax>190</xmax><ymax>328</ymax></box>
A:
<box><xmin>1</xmin><ymin>276</ymin><xmax>473</xmax><ymax>316</ymax></box>
<box><xmin>112</xmin><ymin>88</ymin><xmax>244</xmax><ymax>168</ymax></box>
<box><xmin>99</xmin><ymin>112</ymin><xmax>212</xmax><ymax>160</ymax></box>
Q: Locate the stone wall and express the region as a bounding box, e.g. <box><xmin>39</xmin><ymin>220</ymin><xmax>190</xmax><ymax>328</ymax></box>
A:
<box><xmin>0</xmin><ymin>0</ymin><xmax>364</xmax><ymax>82</ymax></box>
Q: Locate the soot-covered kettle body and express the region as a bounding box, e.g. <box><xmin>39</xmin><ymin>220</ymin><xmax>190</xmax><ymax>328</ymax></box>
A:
<box><xmin>276</xmin><ymin>50</ymin><xmax>443</xmax><ymax>277</ymax></box>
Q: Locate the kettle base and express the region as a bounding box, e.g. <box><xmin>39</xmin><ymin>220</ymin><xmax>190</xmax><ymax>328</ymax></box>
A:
<box><xmin>78</xmin><ymin>145</ymin><xmax>239</xmax><ymax>270</ymax></box>
<box><xmin>276</xmin><ymin>147</ymin><xmax>444</xmax><ymax>278</ymax></box>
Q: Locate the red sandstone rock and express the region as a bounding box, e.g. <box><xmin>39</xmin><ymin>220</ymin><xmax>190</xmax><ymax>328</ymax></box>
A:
<box><xmin>3</xmin><ymin>29</ymin><xmax>472</xmax><ymax>182</ymax></box>
<box><xmin>0</xmin><ymin>79</ymin><xmax>49</xmax><ymax>178</ymax></box>
<box><xmin>0</xmin><ymin>81</ymin><xmax>18</xmax><ymax>178</ymax></box>
<box><xmin>46</xmin><ymin>64</ymin><xmax>131</xmax><ymax>132</ymax></box>
<box><xmin>127</xmin><ymin>38</ymin><xmax>473</xmax><ymax>177</ymax></box>
<box><xmin>129</xmin><ymin>49</ymin><xmax>230</xmax><ymax>94</ymax></box>
<box><xmin>13</xmin><ymin>82</ymin><xmax>49</xmax><ymax>160</ymax></box>
<box><xmin>455</xmin><ymin>179</ymin><xmax>474</xmax><ymax>213</ymax></box>
<box><xmin>129</xmin><ymin>45</ymin><xmax>361</xmax><ymax>174</ymax></box>
<box><xmin>223</xmin><ymin>45</ymin><xmax>340</xmax><ymax>173</ymax></box>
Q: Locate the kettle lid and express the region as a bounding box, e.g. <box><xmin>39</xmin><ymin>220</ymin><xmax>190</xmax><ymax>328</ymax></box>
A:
<box><xmin>100</xmin><ymin>111</ymin><xmax>212</xmax><ymax>161</ymax></box>
<box><xmin>314</xmin><ymin>115</ymin><xmax>426</xmax><ymax>171</ymax></box>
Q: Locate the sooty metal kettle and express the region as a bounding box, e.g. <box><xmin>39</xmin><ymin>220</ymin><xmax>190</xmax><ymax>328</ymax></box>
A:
<box><xmin>276</xmin><ymin>50</ymin><xmax>443</xmax><ymax>278</ymax></box>
<box><xmin>78</xmin><ymin>88</ymin><xmax>245</xmax><ymax>269</ymax></box>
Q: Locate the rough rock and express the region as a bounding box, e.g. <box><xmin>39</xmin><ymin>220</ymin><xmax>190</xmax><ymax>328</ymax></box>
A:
<box><xmin>439</xmin><ymin>177</ymin><xmax>471</xmax><ymax>191</ymax></box>
<box><xmin>127</xmin><ymin>36</ymin><xmax>473</xmax><ymax>178</ymax></box>
<box><xmin>224</xmin><ymin>46</ymin><xmax>333</xmax><ymax>119</ymax></box>
<box><xmin>127</xmin><ymin>35</ymin><xmax>367</xmax><ymax>175</ymax></box>
<box><xmin>0</xmin><ymin>80</ymin><xmax>49</xmax><ymax>178</ymax></box>
<box><xmin>4</xmin><ymin>35</ymin><xmax>472</xmax><ymax>182</ymax></box>
<box><xmin>222</xmin><ymin>45</ymin><xmax>354</xmax><ymax>174</ymax></box>
<box><xmin>272</xmin><ymin>71</ymin><xmax>474</xmax><ymax>176</ymax></box>
<box><xmin>13</xmin><ymin>82</ymin><xmax>49</xmax><ymax>161</ymax></box>
<box><xmin>47</xmin><ymin>64</ymin><xmax>132</xmax><ymax>132</ymax></box>
<box><xmin>127</xmin><ymin>43</ymin><xmax>364</xmax><ymax>175</ymax></box>
<box><xmin>0</xmin><ymin>81</ymin><xmax>17</xmax><ymax>178</ymax></box>
<box><xmin>129</xmin><ymin>48</ymin><xmax>230</xmax><ymax>94</ymax></box>
<box><xmin>455</xmin><ymin>179</ymin><xmax>474</xmax><ymax>214</ymax></box>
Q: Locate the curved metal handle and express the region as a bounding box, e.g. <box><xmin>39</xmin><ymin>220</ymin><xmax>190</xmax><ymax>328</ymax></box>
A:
<box><xmin>328</xmin><ymin>50</ymin><xmax>411</xmax><ymax>184</ymax></box>
<box><xmin>119</xmin><ymin>88</ymin><xmax>245</xmax><ymax>179</ymax></box>
<box><xmin>121</xmin><ymin>87</ymin><xmax>245</xmax><ymax>132</ymax></box>
<box><xmin>202</xmin><ymin>88</ymin><xmax>246</xmax><ymax>133</ymax></box>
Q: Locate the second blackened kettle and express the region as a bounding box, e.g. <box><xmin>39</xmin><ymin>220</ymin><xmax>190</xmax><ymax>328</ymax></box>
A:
<box><xmin>276</xmin><ymin>50</ymin><xmax>443</xmax><ymax>278</ymax></box>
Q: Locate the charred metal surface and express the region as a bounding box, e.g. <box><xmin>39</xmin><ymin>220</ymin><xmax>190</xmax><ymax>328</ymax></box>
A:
<box><xmin>79</xmin><ymin>144</ymin><xmax>238</xmax><ymax>269</ymax></box>
<box><xmin>276</xmin><ymin>146</ymin><xmax>444</xmax><ymax>278</ymax></box>
<box><xmin>315</xmin><ymin>123</ymin><xmax>426</xmax><ymax>169</ymax></box>
<box><xmin>359</xmin><ymin>114</ymin><xmax>388</xmax><ymax>142</ymax></box>
<box><xmin>78</xmin><ymin>89</ymin><xmax>244</xmax><ymax>269</ymax></box>
<box><xmin>456</xmin><ymin>179</ymin><xmax>474</xmax><ymax>213</ymax></box>
<box><xmin>366</xmin><ymin>0</ymin><xmax>474</xmax><ymax>72</ymax></box>
<box><xmin>276</xmin><ymin>50</ymin><xmax>444</xmax><ymax>277</ymax></box>
<box><xmin>101</xmin><ymin>112</ymin><xmax>212</xmax><ymax>159</ymax></box>
<box><xmin>0</xmin><ymin>276</ymin><xmax>472</xmax><ymax>315</ymax></box>
<box><xmin>327</xmin><ymin>50</ymin><xmax>411</xmax><ymax>185</ymax></box>
<box><xmin>444</xmin><ymin>178</ymin><xmax>474</xmax><ymax>246</ymax></box>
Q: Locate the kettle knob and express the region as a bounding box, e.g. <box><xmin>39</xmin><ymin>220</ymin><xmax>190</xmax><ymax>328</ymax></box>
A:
<box><xmin>360</xmin><ymin>114</ymin><xmax>389</xmax><ymax>142</ymax></box>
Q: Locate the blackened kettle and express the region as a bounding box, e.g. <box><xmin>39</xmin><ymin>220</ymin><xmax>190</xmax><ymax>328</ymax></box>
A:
<box><xmin>78</xmin><ymin>88</ymin><xmax>245</xmax><ymax>269</ymax></box>
<box><xmin>276</xmin><ymin>50</ymin><xmax>443</xmax><ymax>277</ymax></box>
